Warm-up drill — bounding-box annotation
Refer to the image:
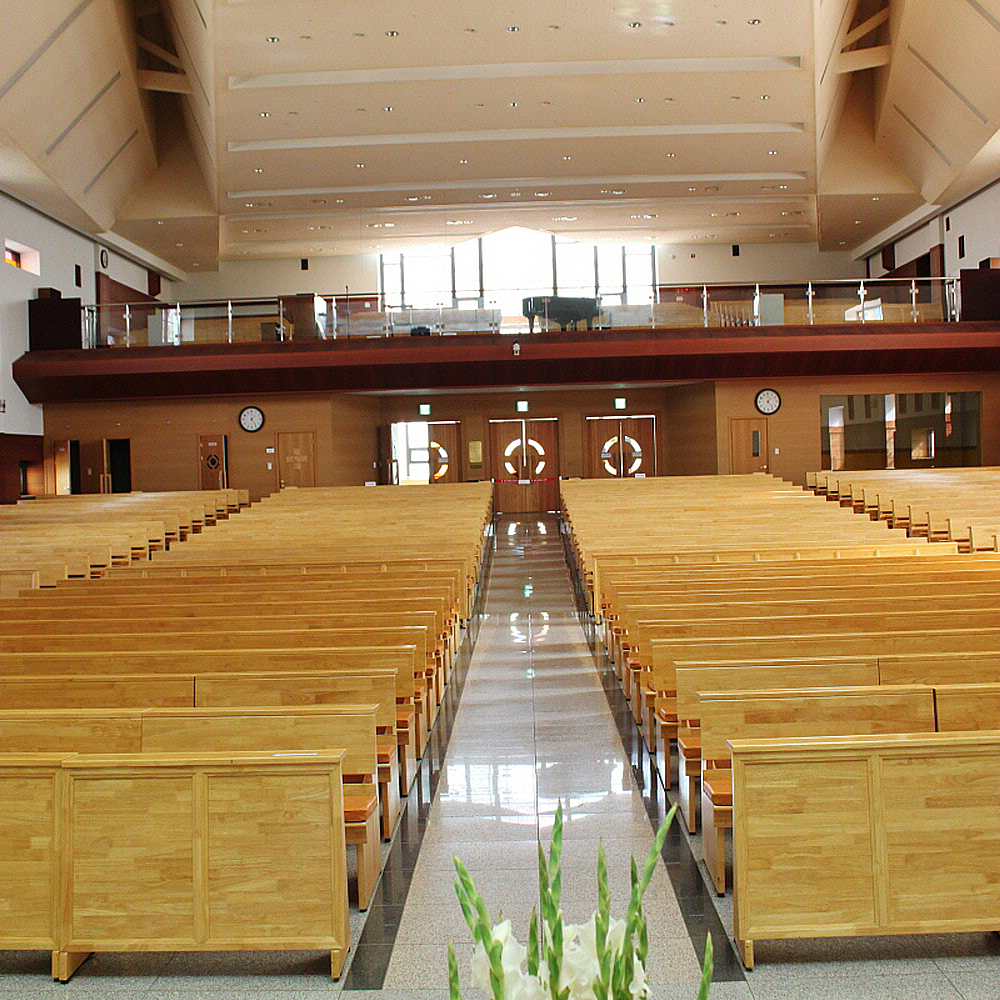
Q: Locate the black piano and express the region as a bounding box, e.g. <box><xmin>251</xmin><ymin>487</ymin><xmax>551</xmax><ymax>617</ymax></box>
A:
<box><xmin>522</xmin><ymin>295</ymin><xmax>600</xmax><ymax>332</ymax></box>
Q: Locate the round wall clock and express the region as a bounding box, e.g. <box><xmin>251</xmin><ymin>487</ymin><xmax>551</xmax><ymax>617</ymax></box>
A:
<box><xmin>754</xmin><ymin>389</ymin><xmax>781</xmax><ymax>415</ymax></box>
<box><xmin>238</xmin><ymin>405</ymin><xmax>265</xmax><ymax>432</ymax></box>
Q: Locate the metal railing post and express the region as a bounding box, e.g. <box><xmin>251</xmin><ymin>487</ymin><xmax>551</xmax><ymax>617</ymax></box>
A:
<box><xmin>702</xmin><ymin>285</ymin><xmax>709</xmax><ymax>327</ymax></box>
<box><xmin>124</xmin><ymin>304</ymin><xmax>132</xmax><ymax>347</ymax></box>
<box><xmin>807</xmin><ymin>282</ymin><xmax>815</xmax><ymax>325</ymax></box>
<box><xmin>910</xmin><ymin>279</ymin><xmax>918</xmax><ymax>322</ymax></box>
<box><xmin>858</xmin><ymin>280</ymin><xmax>867</xmax><ymax>324</ymax></box>
<box><xmin>227</xmin><ymin>300</ymin><xmax>234</xmax><ymax>343</ymax></box>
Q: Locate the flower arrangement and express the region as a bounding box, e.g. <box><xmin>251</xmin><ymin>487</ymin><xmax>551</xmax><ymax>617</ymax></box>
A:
<box><xmin>448</xmin><ymin>802</ymin><xmax>713</xmax><ymax>1000</ymax></box>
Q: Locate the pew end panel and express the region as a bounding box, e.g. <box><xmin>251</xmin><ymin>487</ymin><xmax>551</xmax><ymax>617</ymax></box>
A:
<box><xmin>729</xmin><ymin>732</ymin><xmax>1000</xmax><ymax>970</ymax></box>
<box><xmin>56</xmin><ymin>751</ymin><xmax>350</xmax><ymax>981</ymax></box>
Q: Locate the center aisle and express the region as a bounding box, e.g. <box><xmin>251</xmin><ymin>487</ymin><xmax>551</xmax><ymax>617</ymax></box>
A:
<box><xmin>369</xmin><ymin>515</ymin><xmax>712</xmax><ymax>998</ymax></box>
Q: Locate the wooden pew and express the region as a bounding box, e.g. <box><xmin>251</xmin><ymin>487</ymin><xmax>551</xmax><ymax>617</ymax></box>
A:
<box><xmin>696</xmin><ymin>685</ymin><xmax>936</xmax><ymax>894</ymax></box>
<box><xmin>729</xmin><ymin>732</ymin><xmax>1000</xmax><ymax>969</ymax></box>
<box><xmin>0</xmin><ymin>645</ymin><xmax>419</xmax><ymax>803</ymax></box>
<box><xmin>0</xmin><ymin>705</ymin><xmax>383</xmax><ymax>910</ymax></box>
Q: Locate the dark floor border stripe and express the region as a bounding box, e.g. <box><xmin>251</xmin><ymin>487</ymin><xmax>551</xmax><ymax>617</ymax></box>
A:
<box><xmin>562</xmin><ymin>523</ymin><xmax>747</xmax><ymax>984</ymax></box>
<box><xmin>340</xmin><ymin>531</ymin><xmax>490</xmax><ymax>989</ymax></box>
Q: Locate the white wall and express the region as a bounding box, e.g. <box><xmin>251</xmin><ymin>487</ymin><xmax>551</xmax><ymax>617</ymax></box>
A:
<box><xmin>656</xmin><ymin>241</ymin><xmax>864</xmax><ymax>284</ymax></box>
<box><xmin>0</xmin><ymin>190</ymin><xmax>98</xmax><ymax>435</ymax></box>
<box><xmin>865</xmin><ymin>175</ymin><xmax>1000</xmax><ymax>277</ymax></box>
<box><xmin>173</xmin><ymin>255</ymin><xmax>379</xmax><ymax>301</ymax></box>
<box><xmin>941</xmin><ymin>178</ymin><xmax>1000</xmax><ymax>274</ymax></box>
<box><xmin>866</xmin><ymin>218</ymin><xmax>944</xmax><ymax>278</ymax></box>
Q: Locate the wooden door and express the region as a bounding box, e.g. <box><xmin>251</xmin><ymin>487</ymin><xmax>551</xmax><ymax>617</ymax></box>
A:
<box><xmin>198</xmin><ymin>434</ymin><xmax>229</xmax><ymax>490</ymax></box>
<box><xmin>51</xmin><ymin>440</ymin><xmax>71</xmax><ymax>495</ymax></box>
<box><xmin>428</xmin><ymin>422</ymin><xmax>461</xmax><ymax>484</ymax></box>
<box><xmin>585</xmin><ymin>415</ymin><xmax>656</xmax><ymax>478</ymax></box>
<box><xmin>488</xmin><ymin>418</ymin><xmax>560</xmax><ymax>513</ymax></box>
<box><xmin>78</xmin><ymin>440</ymin><xmax>108</xmax><ymax>494</ymax></box>
<box><xmin>729</xmin><ymin>418</ymin><xmax>769</xmax><ymax>474</ymax></box>
<box><xmin>276</xmin><ymin>432</ymin><xmax>317</xmax><ymax>489</ymax></box>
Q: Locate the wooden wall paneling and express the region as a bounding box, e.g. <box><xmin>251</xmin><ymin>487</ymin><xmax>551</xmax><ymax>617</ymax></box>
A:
<box><xmin>0</xmin><ymin>433</ymin><xmax>44</xmax><ymax>504</ymax></box>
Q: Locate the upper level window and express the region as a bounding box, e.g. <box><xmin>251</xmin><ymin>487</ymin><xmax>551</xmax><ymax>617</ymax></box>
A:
<box><xmin>4</xmin><ymin>239</ymin><xmax>40</xmax><ymax>274</ymax></box>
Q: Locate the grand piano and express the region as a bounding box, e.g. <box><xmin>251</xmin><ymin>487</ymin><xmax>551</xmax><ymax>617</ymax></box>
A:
<box><xmin>522</xmin><ymin>296</ymin><xmax>600</xmax><ymax>332</ymax></box>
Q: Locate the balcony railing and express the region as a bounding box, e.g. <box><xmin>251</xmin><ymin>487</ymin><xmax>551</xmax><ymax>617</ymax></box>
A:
<box><xmin>79</xmin><ymin>278</ymin><xmax>959</xmax><ymax>349</ymax></box>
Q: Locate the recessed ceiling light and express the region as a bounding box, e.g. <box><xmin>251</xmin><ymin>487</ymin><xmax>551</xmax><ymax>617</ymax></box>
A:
<box><xmin>265</xmin><ymin>36</ymin><xmax>279</xmax><ymax>43</ymax></box>
<box><xmin>628</xmin><ymin>21</ymin><xmax>641</xmax><ymax>28</ymax></box>
<box><xmin>383</xmin><ymin>106</ymin><xmax>393</xmax><ymax>112</ymax></box>
<box><xmin>510</xmin><ymin>191</ymin><xmax>522</xmax><ymax>197</ymax></box>
<box><xmin>629</xmin><ymin>214</ymin><xmax>656</xmax><ymax>219</ymax></box>
<box><xmin>464</xmin><ymin>27</ymin><xmax>476</xmax><ymax>32</ymax></box>
<box><xmin>253</xmin><ymin>167</ymin><xmax>263</xmax><ymax>173</ymax></box>
<box><xmin>612</xmin><ymin>189</ymin><xmax>625</xmax><ymax>195</ymax></box>
<box><xmin>534</xmin><ymin>191</ymin><xmax>550</xmax><ymax>197</ymax></box>
<box><xmin>446</xmin><ymin>220</ymin><xmax>472</xmax><ymax>225</ymax></box>
<box><xmin>665</xmin><ymin>152</ymin><xmax>676</xmax><ymax>157</ymax></box>
<box><xmin>480</xmin><ymin>193</ymin><xmax>496</xmax><ymax>199</ymax></box>
<box><xmin>871</xmin><ymin>196</ymin><xmax>880</xmax><ymax>201</ymax></box>
<box><xmin>710</xmin><ymin>213</ymin><xmax>718</xmax><ymax>217</ymax></box>
<box><xmin>767</xmin><ymin>150</ymin><xmax>778</xmax><ymax>155</ymax></box>
<box><xmin>259</xmin><ymin>111</ymin><xmax>270</xmax><ymax>117</ymax></box>
<box><xmin>717</xmin><ymin>20</ymin><xmax>728</xmax><ymax>25</ymax></box>
<box><xmin>548</xmin><ymin>24</ymin><xmax>560</xmax><ymax>29</ymax></box>
<box><xmin>405</xmin><ymin>196</ymin><xmax>420</xmax><ymax>202</ymax></box>
<box><xmin>508</xmin><ymin>102</ymin><xmax>518</xmax><ymax>107</ymax></box>
<box><xmin>747</xmin><ymin>19</ymin><xmax>761</xmax><ymax>25</ymax></box>
<box><xmin>355</xmin><ymin>163</ymin><xmax>365</xmax><ymax>168</ymax></box>
<box><xmin>727</xmin><ymin>211</ymin><xmax>740</xmax><ymax>217</ymax></box>
<box><xmin>336</xmin><ymin>198</ymin><xmax>344</xmax><ymax>203</ymax></box>
<box><xmin>508</xmin><ymin>25</ymin><xmax>519</xmax><ymax>31</ymax></box>
<box><xmin>156</xmin><ymin>220</ymin><xmax>164</xmax><ymax>225</ymax></box>
<box><xmin>562</xmin><ymin>155</ymin><xmax>572</xmax><ymax>160</ymax></box>
<box><xmin>354</xmin><ymin>32</ymin><xmax>365</xmax><ymax>37</ymax></box>
<box><xmin>422</xmin><ymin>195</ymin><xmax>432</xmax><ymax>200</ymax></box>
<box><xmin>688</xmin><ymin>187</ymin><xmax>697</xmax><ymax>191</ymax></box>
<box><xmin>854</xmin><ymin>220</ymin><xmax>862</xmax><ymax>224</ymax></box>
<box><xmin>245</xmin><ymin>202</ymin><xmax>255</xmax><ymax>207</ymax></box>
<box><xmin>385</xmin><ymin>30</ymin><xmax>398</xmax><ymax>36</ymax></box>
<box><xmin>779</xmin><ymin>184</ymin><xmax>788</xmax><ymax>189</ymax></box>
<box><xmin>553</xmin><ymin>216</ymin><xmax>577</xmax><ymax>221</ymax></box>
<box><xmin>175</xmin><ymin>242</ymin><xmax>184</xmax><ymax>247</ymax></box>
<box><xmin>839</xmin><ymin>241</ymin><xmax>846</xmax><ymax>245</ymax></box>
<box><xmin>759</xmin><ymin>94</ymin><xmax>770</xmax><ymax>100</ymax></box>
<box><xmin>459</xmin><ymin>159</ymin><xmax>468</xmax><ymax>164</ymax></box>
<box><xmin>663</xmin><ymin>96</ymin><xmax>675</xmax><ymax>102</ymax></box>
<box><xmin>635</xmin><ymin>97</ymin><xmax>645</xmax><ymax>103</ymax></box>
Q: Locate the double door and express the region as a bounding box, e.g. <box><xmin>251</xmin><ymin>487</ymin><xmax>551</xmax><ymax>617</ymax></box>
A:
<box><xmin>488</xmin><ymin>418</ymin><xmax>560</xmax><ymax>513</ymax></box>
<box><xmin>584</xmin><ymin>416</ymin><xmax>656</xmax><ymax>478</ymax></box>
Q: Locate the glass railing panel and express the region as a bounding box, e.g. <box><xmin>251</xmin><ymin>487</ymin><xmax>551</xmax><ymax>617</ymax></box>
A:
<box><xmin>77</xmin><ymin>278</ymin><xmax>961</xmax><ymax>348</ymax></box>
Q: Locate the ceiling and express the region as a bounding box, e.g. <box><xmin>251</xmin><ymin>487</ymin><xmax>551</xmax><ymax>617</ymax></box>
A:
<box><xmin>3</xmin><ymin>0</ymin><xmax>1000</xmax><ymax>275</ymax></box>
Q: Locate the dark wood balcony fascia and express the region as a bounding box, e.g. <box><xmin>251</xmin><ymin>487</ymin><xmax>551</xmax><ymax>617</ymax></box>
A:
<box><xmin>12</xmin><ymin>322</ymin><xmax>1000</xmax><ymax>403</ymax></box>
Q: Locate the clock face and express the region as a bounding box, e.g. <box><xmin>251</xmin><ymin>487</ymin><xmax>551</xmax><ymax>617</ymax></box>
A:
<box><xmin>238</xmin><ymin>406</ymin><xmax>265</xmax><ymax>432</ymax></box>
<box><xmin>755</xmin><ymin>389</ymin><xmax>781</xmax><ymax>415</ymax></box>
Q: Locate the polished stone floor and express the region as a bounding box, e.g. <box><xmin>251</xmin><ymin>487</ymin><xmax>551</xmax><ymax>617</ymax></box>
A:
<box><xmin>1</xmin><ymin>516</ymin><xmax>998</xmax><ymax>999</ymax></box>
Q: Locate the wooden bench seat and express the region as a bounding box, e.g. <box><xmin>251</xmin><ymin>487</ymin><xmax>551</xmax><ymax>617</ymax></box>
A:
<box><xmin>696</xmin><ymin>684</ymin><xmax>936</xmax><ymax>893</ymax></box>
<box><xmin>0</xmin><ymin>705</ymin><xmax>384</xmax><ymax>909</ymax></box>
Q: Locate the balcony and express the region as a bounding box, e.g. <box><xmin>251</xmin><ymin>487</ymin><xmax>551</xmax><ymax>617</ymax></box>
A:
<box><xmin>15</xmin><ymin>277</ymin><xmax>1000</xmax><ymax>404</ymax></box>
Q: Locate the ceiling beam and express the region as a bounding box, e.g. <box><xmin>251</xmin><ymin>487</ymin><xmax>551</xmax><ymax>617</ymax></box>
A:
<box><xmin>837</xmin><ymin>45</ymin><xmax>891</xmax><ymax>74</ymax></box>
<box><xmin>843</xmin><ymin>7</ymin><xmax>890</xmax><ymax>47</ymax></box>
<box><xmin>136</xmin><ymin>35</ymin><xmax>183</xmax><ymax>71</ymax></box>
<box><xmin>137</xmin><ymin>69</ymin><xmax>191</xmax><ymax>94</ymax></box>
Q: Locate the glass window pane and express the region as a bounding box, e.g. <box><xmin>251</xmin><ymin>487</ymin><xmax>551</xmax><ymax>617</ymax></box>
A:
<box><xmin>555</xmin><ymin>237</ymin><xmax>594</xmax><ymax>297</ymax></box>
<box><xmin>454</xmin><ymin>238</ymin><xmax>480</xmax><ymax>300</ymax></box>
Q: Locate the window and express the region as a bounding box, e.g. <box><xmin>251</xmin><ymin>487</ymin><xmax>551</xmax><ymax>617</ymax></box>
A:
<box><xmin>4</xmin><ymin>239</ymin><xmax>40</xmax><ymax>274</ymax></box>
<box><xmin>821</xmin><ymin>392</ymin><xmax>980</xmax><ymax>470</ymax></box>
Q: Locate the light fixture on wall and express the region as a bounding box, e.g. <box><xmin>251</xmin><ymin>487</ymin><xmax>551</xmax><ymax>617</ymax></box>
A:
<box><xmin>418</xmin><ymin>403</ymin><xmax>431</xmax><ymax>416</ymax></box>
<box><xmin>512</xmin><ymin>340</ymin><xmax>521</xmax><ymax>356</ymax></box>
<box><xmin>614</xmin><ymin>397</ymin><xmax>627</xmax><ymax>410</ymax></box>
<box><xmin>516</xmin><ymin>400</ymin><xmax>529</xmax><ymax>412</ymax></box>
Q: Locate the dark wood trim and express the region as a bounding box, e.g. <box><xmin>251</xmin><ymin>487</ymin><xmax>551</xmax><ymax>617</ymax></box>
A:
<box><xmin>13</xmin><ymin>321</ymin><xmax>1000</xmax><ymax>403</ymax></box>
